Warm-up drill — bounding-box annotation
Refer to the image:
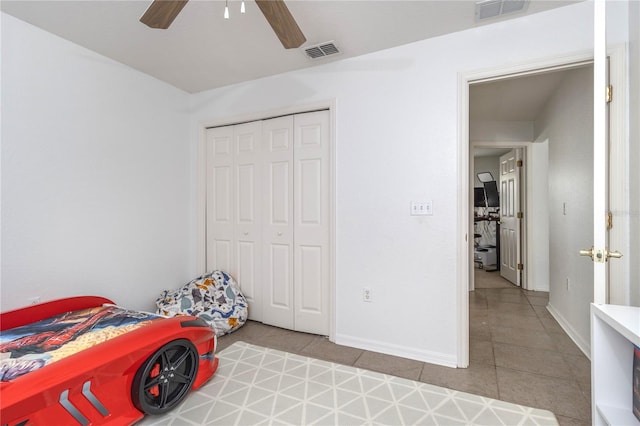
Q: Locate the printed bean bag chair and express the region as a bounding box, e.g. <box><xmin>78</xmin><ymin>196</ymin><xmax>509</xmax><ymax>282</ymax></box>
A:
<box><xmin>155</xmin><ymin>270</ymin><xmax>248</xmax><ymax>337</ymax></box>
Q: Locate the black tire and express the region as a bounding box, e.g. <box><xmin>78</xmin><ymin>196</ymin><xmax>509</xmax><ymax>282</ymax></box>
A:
<box><xmin>132</xmin><ymin>339</ymin><xmax>199</xmax><ymax>415</ymax></box>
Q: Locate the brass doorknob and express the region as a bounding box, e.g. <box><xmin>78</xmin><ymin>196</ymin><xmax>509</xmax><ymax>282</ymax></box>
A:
<box><xmin>607</xmin><ymin>250</ymin><xmax>623</xmax><ymax>260</ymax></box>
<box><xmin>579</xmin><ymin>247</ymin><xmax>594</xmax><ymax>257</ymax></box>
<box><xmin>579</xmin><ymin>247</ymin><xmax>622</xmax><ymax>262</ymax></box>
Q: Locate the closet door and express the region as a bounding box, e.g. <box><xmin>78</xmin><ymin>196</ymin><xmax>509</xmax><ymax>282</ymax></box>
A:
<box><xmin>234</xmin><ymin>121</ymin><xmax>263</xmax><ymax>321</ymax></box>
<box><xmin>262</xmin><ymin>116</ymin><xmax>295</xmax><ymax>329</ymax></box>
<box><xmin>294</xmin><ymin>111</ymin><xmax>330</xmax><ymax>335</ymax></box>
<box><xmin>206</xmin><ymin>126</ymin><xmax>234</xmax><ymax>273</ymax></box>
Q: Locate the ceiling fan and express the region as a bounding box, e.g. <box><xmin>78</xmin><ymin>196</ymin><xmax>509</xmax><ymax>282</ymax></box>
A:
<box><xmin>139</xmin><ymin>0</ymin><xmax>306</xmax><ymax>49</ymax></box>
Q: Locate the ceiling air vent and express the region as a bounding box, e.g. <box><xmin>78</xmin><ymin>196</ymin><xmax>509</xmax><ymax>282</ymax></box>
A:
<box><xmin>475</xmin><ymin>0</ymin><xmax>529</xmax><ymax>21</ymax></box>
<box><xmin>303</xmin><ymin>41</ymin><xmax>341</xmax><ymax>60</ymax></box>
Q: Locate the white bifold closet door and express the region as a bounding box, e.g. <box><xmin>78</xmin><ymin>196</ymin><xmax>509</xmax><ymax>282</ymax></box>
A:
<box><xmin>206</xmin><ymin>121</ymin><xmax>263</xmax><ymax>321</ymax></box>
<box><xmin>206</xmin><ymin>110</ymin><xmax>329</xmax><ymax>335</ymax></box>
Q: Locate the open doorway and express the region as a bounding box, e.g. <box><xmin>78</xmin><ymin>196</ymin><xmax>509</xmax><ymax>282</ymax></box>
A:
<box><xmin>463</xmin><ymin>59</ymin><xmax>597</xmax><ymax>369</ymax></box>
<box><xmin>472</xmin><ymin>147</ymin><xmax>521</xmax><ymax>288</ymax></box>
<box><xmin>467</xmin><ymin>63</ymin><xmax>593</xmax><ymax>295</ymax></box>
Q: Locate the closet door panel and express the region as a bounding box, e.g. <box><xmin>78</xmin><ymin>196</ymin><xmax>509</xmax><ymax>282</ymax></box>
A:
<box><xmin>262</xmin><ymin>116</ymin><xmax>294</xmax><ymax>329</ymax></box>
<box><xmin>293</xmin><ymin>111</ymin><xmax>330</xmax><ymax>335</ymax></box>
<box><xmin>234</xmin><ymin>121</ymin><xmax>263</xmax><ymax>320</ymax></box>
<box><xmin>206</xmin><ymin>126</ymin><xmax>235</xmax><ymax>274</ymax></box>
<box><xmin>298</xmin><ymin>245</ymin><xmax>323</xmax><ymax>311</ymax></box>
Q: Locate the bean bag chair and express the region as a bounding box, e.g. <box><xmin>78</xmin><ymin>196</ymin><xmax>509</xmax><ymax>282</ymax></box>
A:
<box><xmin>155</xmin><ymin>270</ymin><xmax>248</xmax><ymax>337</ymax></box>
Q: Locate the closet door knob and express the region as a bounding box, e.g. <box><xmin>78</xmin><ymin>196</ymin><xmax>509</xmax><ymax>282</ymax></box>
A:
<box><xmin>243</xmin><ymin>231</ymin><xmax>249</xmax><ymax>235</ymax></box>
<box><xmin>277</xmin><ymin>232</ymin><xmax>282</xmax><ymax>236</ymax></box>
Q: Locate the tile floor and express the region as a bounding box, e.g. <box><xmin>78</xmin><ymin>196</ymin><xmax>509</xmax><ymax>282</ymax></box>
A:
<box><xmin>217</xmin><ymin>270</ymin><xmax>591</xmax><ymax>425</ymax></box>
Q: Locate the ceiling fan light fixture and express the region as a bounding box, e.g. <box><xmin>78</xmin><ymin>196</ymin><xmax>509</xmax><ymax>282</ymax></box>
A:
<box><xmin>241</xmin><ymin>0</ymin><xmax>246</xmax><ymax>14</ymax></box>
<box><xmin>224</xmin><ymin>0</ymin><xmax>230</xmax><ymax>19</ymax></box>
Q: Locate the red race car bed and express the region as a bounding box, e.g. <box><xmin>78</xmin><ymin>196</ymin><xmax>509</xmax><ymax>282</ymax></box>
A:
<box><xmin>0</xmin><ymin>296</ymin><xmax>219</xmax><ymax>425</ymax></box>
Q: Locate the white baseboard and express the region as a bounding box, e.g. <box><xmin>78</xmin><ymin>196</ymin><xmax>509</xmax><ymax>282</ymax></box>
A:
<box><xmin>546</xmin><ymin>302</ymin><xmax>591</xmax><ymax>359</ymax></box>
<box><xmin>335</xmin><ymin>334</ymin><xmax>458</xmax><ymax>368</ymax></box>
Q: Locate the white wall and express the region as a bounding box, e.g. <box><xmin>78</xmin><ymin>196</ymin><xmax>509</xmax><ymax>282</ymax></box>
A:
<box><xmin>470</xmin><ymin>121</ymin><xmax>534</xmax><ymax>143</ymax></box>
<box><xmin>1</xmin><ymin>13</ymin><xmax>193</xmax><ymax>312</ymax></box>
<box><xmin>534</xmin><ymin>66</ymin><xmax>594</xmax><ymax>353</ymax></box>
<box><xmin>190</xmin><ymin>2</ymin><xmax>595</xmax><ymax>365</ymax></box>
<box><xmin>529</xmin><ymin>140</ymin><xmax>550</xmax><ymax>292</ymax></box>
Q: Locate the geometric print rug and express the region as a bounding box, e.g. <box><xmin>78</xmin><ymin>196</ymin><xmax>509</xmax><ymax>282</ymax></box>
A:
<box><xmin>136</xmin><ymin>341</ymin><xmax>559</xmax><ymax>425</ymax></box>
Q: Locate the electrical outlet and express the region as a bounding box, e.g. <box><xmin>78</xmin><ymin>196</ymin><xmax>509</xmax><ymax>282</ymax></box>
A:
<box><xmin>29</xmin><ymin>296</ymin><xmax>41</xmax><ymax>305</ymax></box>
<box><xmin>363</xmin><ymin>287</ymin><xmax>372</xmax><ymax>302</ymax></box>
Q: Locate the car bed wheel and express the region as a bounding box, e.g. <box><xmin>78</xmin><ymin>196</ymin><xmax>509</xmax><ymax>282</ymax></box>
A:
<box><xmin>132</xmin><ymin>339</ymin><xmax>199</xmax><ymax>415</ymax></box>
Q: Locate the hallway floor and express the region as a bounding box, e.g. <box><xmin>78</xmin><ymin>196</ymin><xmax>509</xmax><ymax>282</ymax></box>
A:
<box><xmin>217</xmin><ymin>270</ymin><xmax>591</xmax><ymax>425</ymax></box>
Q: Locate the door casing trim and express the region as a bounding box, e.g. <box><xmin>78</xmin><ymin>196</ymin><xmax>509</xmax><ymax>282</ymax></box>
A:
<box><xmin>457</xmin><ymin>51</ymin><xmax>594</xmax><ymax>368</ymax></box>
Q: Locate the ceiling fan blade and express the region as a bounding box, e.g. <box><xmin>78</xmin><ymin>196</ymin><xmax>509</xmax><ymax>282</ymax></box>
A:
<box><xmin>140</xmin><ymin>0</ymin><xmax>189</xmax><ymax>29</ymax></box>
<box><xmin>255</xmin><ymin>0</ymin><xmax>306</xmax><ymax>49</ymax></box>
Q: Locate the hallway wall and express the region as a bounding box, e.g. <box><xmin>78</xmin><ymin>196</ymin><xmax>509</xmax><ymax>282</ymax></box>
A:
<box><xmin>534</xmin><ymin>66</ymin><xmax>594</xmax><ymax>353</ymax></box>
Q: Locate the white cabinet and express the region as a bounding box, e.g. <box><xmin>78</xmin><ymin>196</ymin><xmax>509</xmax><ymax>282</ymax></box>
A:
<box><xmin>591</xmin><ymin>303</ymin><xmax>640</xmax><ymax>425</ymax></box>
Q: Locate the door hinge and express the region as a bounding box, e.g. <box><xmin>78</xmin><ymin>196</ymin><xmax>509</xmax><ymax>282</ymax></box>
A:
<box><xmin>606</xmin><ymin>85</ymin><xmax>613</xmax><ymax>103</ymax></box>
<box><xmin>606</xmin><ymin>211</ymin><xmax>613</xmax><ymax>230</ymax></box>
<box><xmin>517</xmin><ymin>211</ymin><xmax>523</xmax><ymax>219</ymax></box>
<box><xmin>517</xmin><ymin>263</ymin><xmax>524</xmax><ymax>271</ymax></box>
<box><xmin>516</xmin><ymin>160</ymin><xmax>523</xmax><ymax>167</ymax></box>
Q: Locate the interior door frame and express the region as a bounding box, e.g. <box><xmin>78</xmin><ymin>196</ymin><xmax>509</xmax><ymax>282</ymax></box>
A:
<box><xmin>196</xmin><ymin>100</ymin><xmax>337</xmax><ymax>342</ymax></box>
<box><xmin>457</xmin><ymin>52</ymin><xmax>594</xmax><ymax>367</ymax></box>
<box><xmin>470</xmin><ymin>143</ymin><xmax>529</xmax><ymax>292</ymax></box>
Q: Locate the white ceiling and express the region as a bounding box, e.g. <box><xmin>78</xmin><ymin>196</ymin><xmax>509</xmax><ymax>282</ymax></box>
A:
<box><xmin>470</xmin><ymin>69</ymin><xmax>572</xmax><ymax>122</ymax></box>
<box><xmin>1</xmin><ymin>0</ymin><xmax>581</xmax><ymax>94</ymax></box>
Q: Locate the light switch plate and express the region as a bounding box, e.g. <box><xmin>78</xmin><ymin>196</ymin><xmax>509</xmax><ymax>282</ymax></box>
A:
<box><xmin>410</xmin><ymin>201</ymin><xmax>433</xmax><ymax>216</ymax></box>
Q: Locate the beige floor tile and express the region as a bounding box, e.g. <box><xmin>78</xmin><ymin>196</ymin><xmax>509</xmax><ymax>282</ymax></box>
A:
<box><xmin>488</xmin><ymin>293</ymin><xmax>529</xmax><ymax>303</ymax></box>
<box><xmin>253</xmin><ymin>328</ymin><xmax>319</xmax><ymax>354</ymax></box>
<box><xmin>420</xmin><ymin>362</ymin><xmax>499</xmax><ymax>399</ymax></box>
<box><xmin>469</xmin><ymin>290</ymin><xmax>488</xmax><ymax>305</ymax></box>
<box><xmin>577</xmin><ymin>379</ymin><xmax>591</xmax><ymax>403</ymax></box>
<box><xmin>353</xmin><ymin>350</ymin><xmax>424</xmax><ymax>381</ymax></box>
<box><xmin>469</xmin><ymin>339</ymin><xmax>495</xmax><ymax>366</ymax></box>
<box><xmin>555</xmin><ymin>414</ymin><xmax>591</xmax><ymax>426</ymax></box>
<box><xmin>469</xmin><ymin>320</ymin><xmax>492</xmax><ymax>342</ymax></box>
<box><xmin>299</xmin><ymin>337</ymin><xmax>364</xmax><ymax>366</ymax></box>
<box><xmin>496</xmin><ymin>367</ymin><xmax>591</xmax><ymax>422</ymax></box>
<box><xmin>532</xmin><ymin>304</ymin><xmax>555</xmax><ymax>319</ymax></box>
<box><xmin>487</xmin><ymin>300</ymin><xmax>538</xmax><ymax>316</ymax></box>
<box><xmin>491</xmin><ymin>326</ymin><xmax>557</xmax><ymax>351</ymax></box>
<box><xmin>488</xmin><ymin>311</ymin><xmax>546</xmax><ymax>331</ymax></box>
<box><xmin>549</xmin><ymin>330</ymin><xmax>586</xmax><ymax>356</ymax></box>
<box><xmin>221</xmin><ymin>321</ymin><xmax>318</xmax><ymax>354</ymax></box>
<box><xmin>562</xmin><ymin>353</ymin><xmax>591</xmax><ymax>384</ymax></box>
<box><xmin>540</xmin><ymin>316</ymin><xmax>568</xmax><ymax>334</ymax></box>
<box><xmin>527</xmin><ymin>295</ymin><xmax>550</xmax><ymax>306</ymax></box>
<box><xmin>493</xmin><ymin>342</ymin><xmax>574</xmax><ymax>379</ymax></box>
<box><xmin>482</xmin><ymin>287</ymin><xmax>523</xmax><ymax>295</ymax></box>
<box><xmin>474</xmin><ymin>271</ymin><xmax>514</xmax><ymax>288</ymax></box>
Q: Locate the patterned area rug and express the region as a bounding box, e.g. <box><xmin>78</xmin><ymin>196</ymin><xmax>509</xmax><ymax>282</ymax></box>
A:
<box><xmin>137</xmin><ymin>341</ymin><xmax>558</xmax><ymax>425</ymax></box>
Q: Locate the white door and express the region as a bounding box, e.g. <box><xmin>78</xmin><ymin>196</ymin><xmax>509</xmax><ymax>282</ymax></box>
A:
<box><xmin>589</xmin><ymin>0</ymin><xmax>619</xmax><ymax>304</ymax></box>
<box><xmin>293</xmin><ymin>111</ymin><xmax>330</xmax><ymax>335</ymax></box>
<box><xmin>262</xmin><ymin>116</ymin><xmax>295</xmax><ymax>329</ymax></box>
<box><xmin>206</xmin><ymin>123</ymin><xmax>263</xmax><ymax>319</ymax></box>
<box><xmin>206</xmin><ymin>112</ymin><xmax>331</xmax><ymax>335</ymax></box>
<box><xmin>234</xmin><ymin>121</ymin><xmax>263</xmax><ymax>320</ymax></box>
<box><xmin>206</xmin><ymin>126</ymin><xmax>234</xmax><ymax>273</ymax></box>
<box><xmin>499</xmin><ymin>150</ymin><xmax>521</xmax><ymax>286</ymax></box>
